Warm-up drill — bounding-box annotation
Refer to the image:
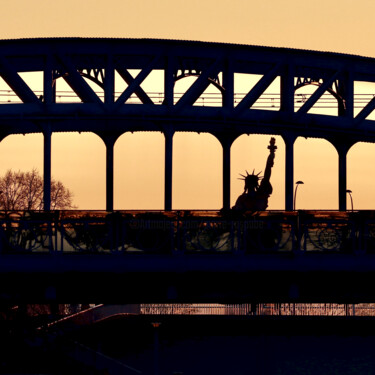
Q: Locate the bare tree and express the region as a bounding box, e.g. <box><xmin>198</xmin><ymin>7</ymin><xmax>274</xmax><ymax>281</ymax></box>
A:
<box><xmin>0</xmin><ymin>169</ymin><xmax>75</xmax><ymax>210</ymax></box>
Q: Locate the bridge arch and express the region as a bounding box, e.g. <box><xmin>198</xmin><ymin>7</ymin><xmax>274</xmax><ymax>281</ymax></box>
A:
<box><xmin>173</xmin><ymin>132</ymin><xmax>222</xmax><ymax>209</ymax></box>
<box><xmin>294</xmin><ymin>137</ymin><xmax>338</xmax><ymax>209</ymax></box>
<box><xmin>0</xmin><ymin>133</ymin><xmax>43</xmax><ymax>174</ymax></box>
<box><xmin>52</xmin><ymin>132</ymin><xmax>106</xmax><ymax>209</ymax></box>
<box><xmin>347</xmin><ymin>141</ymin><xmax>375</xmax><ymax>209</ymax></box>
<box><xmin>114</xmin><ymin>132</ymin><xmax>164</xmax><ymax>209</ymax></box>
<box><xmin>2</xmin><ymin>38</ymin><xmax>375</xmax><ymax>210</ymax></box>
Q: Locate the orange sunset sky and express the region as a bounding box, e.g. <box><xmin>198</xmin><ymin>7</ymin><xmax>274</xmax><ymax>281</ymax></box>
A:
<box><xmin>0</xmin><ymin>0</ymin><xmax>375</xmax><ymax>211</ymax></box>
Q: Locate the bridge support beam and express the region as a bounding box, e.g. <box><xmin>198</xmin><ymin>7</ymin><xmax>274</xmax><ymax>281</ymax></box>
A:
<box><xmin>222</xmin><ymin>139</ymin><xmax>231</xmax><ymax>211</ymax></box>
<box><xmin>283</xmin><ymin>134</ymin><xmax>296</xmax><ymax>211</ymax></box>
<box><xmin>100</xmin><ymin>134</ymin><xmax>118</xmax><ymax>212</ymax></box>
<box><xmin>164</xmin><ymin>129</ymin><xmax>174</xmax><ymax>210</ymax></box>
<box><xmin>338</xmin><ymin>147</ymin><xmax>348</xmax><ymax>211</ymax></box>
<box><xmin>215</xmin><ymin>134</ymin><xmax>236</xmax><ymax>211</ymax></box>
<box><xmin>43</xmin><ymin>128</ymin><xmax>52</xmax><ymax>211</ymax></box>
<box><xmin>332</xmin><ymin>141</ymin><xmax>353</xmax><ymax>211</ymax></box>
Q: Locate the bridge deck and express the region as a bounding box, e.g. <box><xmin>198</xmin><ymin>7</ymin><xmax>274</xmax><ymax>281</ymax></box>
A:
<box><xmin>1</xmin><ymin>210</ymin><xmax>375</xmax><ymax>303</ymax></box>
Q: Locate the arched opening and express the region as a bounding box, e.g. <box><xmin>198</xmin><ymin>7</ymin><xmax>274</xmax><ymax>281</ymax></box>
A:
<box><xmin>173</xmin><ymin>132</ymin><xmax>222</xmax><ymax>209</ymax></box>
<box><xmin>52</xmin><ymin>132</ymin><xmax>105</xmax><ymax>209</ymax></box>
<box><xmin>231</xmin><ymin>134</ymin><xmax>285</xmax><ymax>209</ymax></box>
<box><xmin>347</xmin><ymin>142</ymin><xmax>375</xmax><ymax>209</ymax></box>
<box><xmin>114</xmin><ymin>132</ymin><xmax>164</xmax><ymax>209</ymax></box>
<box><xmin>294</xmin><ymin>137</ymin><xmax>337</xmax><ymax>209</ymax></box>
<box><xmin>0</xmin><ymin>133</ymin><xmax>43</xmax><ymax>173</ymax></box>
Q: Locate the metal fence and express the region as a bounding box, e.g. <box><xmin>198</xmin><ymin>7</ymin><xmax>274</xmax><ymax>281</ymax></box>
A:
<box><xmin>140</xmin><ymin>303</ymin><xmax>375</xmax><ymax>317</ymax></box>
<box><xmin>0</xmin><ymin>209</ymin><xmax>374</xmax><ymax>254</ymax></box>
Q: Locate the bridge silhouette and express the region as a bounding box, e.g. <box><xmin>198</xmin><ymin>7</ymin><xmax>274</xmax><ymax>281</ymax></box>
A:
<box><xmin>1</xmin><ymin>38</ymin><xmax>375</xmax><ymax>304</ymax></box>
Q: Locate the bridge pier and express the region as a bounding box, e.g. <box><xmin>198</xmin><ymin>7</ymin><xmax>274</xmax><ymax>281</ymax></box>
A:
<box><xmin>222</xmin><ymin>138</ymin><xmax>232</xmax><ymax>211</ymax></box>
<box><xmin>215</xmin><ymin>134</ymin><xmax>237</xmax><ymax>211</ymax></box>
<box><xmin>283</xmin><ymin>134</ymin><xmax>296</xmax><ymax>211</ymax></box>
<box><xmin>332</xmin><ymin>141</ymin><xmax>353</xmax><ymax>211</ymax></box>
<box><xmin>164</xmin><ymin>129</ymin><xmax>174</xmax><ymax>210</ymax></box>
<box><xmin>100</xmin><ymin>134</ymin><xmax>119</xmax><ymax>212</ymax></box>
<box><xmin>43</xmin><ymin>127</ymin><xmax>52</xmax><ymax>211</ymax></box>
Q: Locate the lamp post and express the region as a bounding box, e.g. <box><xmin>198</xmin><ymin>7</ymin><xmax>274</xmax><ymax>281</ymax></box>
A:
<box><xmin>346</xmin><ymin>189</ymin><xmax>354</xmax><ymax>211</ymax></box>
<box><xmin>293</xmin><ymin>181</ymin><xmax>304</xmax><ymax>210</ymax></box>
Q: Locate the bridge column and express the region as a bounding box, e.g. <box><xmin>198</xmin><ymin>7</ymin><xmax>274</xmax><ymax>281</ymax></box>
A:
<box><xmin>336</xmin><ymin>144</ymin><xmax>349</xmax><ymax>211</ymax></box>
<box><xmin>43</xmin><ymin>127</ymin><xmax>52</xmax><ymax>211</ymax></box>
<box><xmin>100</xmin><ymin>134</ymin><xmax>118</xmax><ymax>212</ymax></box>
<box><xmin>215</xmin><ymin>134</ymin><xmax>236</xmax><ymax>211</ymax></box>
<box><xmin>222</xmin><ymin>138</ymin><xmax>232</xmax><ymax>211</ymax></box>
<box><xmin>331</xmin><ymin>140</ymin><xmax>353</xmax><ymax>211</ymax></box>
<box><xmin>164</xmin><ymin>129</ymin><xmax>174</xmax><ymax>210</ymax></box>
<box><xmin>283</xmin><ymin>134</ymin><xmax>296</xmax><ymax>211</ymax></box>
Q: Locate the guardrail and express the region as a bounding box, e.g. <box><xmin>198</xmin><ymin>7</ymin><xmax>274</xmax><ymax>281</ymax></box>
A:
<box><xmin>0</xmin><ymin>210</ymin><xmax>374</xmax><ymax>254</ymax></box>
<box><xmin>140</xmin><ymin>303</ymin><xmax>375</xmax><ymax>317</ymax></box>
<box><xmin>1</xmin><ymin>90</ymin><xmax>374</xmax><ymax>111</ymax></box>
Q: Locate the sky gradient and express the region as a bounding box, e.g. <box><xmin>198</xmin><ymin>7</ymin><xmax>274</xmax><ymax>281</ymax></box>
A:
<box><xmin>0</xmin><ymin>0</ymin><xmax>374</xmax><ymax>210</ymax></box>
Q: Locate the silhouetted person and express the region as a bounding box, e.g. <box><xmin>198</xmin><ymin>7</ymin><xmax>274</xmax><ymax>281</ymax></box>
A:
<box><xmin>233</xmin><ymin>137</ymin><xmax>277</xmax><ymax>212</ymax></box>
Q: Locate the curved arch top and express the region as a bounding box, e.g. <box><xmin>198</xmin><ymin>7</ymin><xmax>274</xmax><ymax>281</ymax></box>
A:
<box><xmin>0</xmin><ymin>37</ymin><xmax>374</xmax><ymax>145</ymax></box>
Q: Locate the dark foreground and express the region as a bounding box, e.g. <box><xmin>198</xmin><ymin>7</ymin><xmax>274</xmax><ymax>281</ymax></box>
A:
<box><xmin>5</xmin><ymin>314</ymin><xmax>375</xmax><ymax>375</ymax></box>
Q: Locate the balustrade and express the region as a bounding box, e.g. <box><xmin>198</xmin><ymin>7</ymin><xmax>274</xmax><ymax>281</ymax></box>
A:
<box><xmin>0</xmin><ymin>210</ymin><xmax>374</xmax><ymax>254</ymax></box>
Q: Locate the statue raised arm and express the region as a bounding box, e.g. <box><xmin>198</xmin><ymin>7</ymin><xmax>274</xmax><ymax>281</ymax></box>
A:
<box><xmin>232</xmin><ymin>137</ymin><xmax>277</xmax><ymax>212</ymax></box>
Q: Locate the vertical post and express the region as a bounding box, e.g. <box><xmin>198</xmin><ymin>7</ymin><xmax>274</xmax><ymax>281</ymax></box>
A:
<box><xmin>43</xmin><ymin>127</ymin><xmax>52</xmax><ymax>211</ymax></box>
<box><xmin>104</xmin><ymin>55</ymin><xmax>115</xmax><ymax>105</ymax></box>
<box><xmin>223</xmin><ymin>59</ymin><xmax>234</xmax><ymax>110</ymax></box>
<box><xmin>164</xmin><ymin>56</ymin><xmax>174</xmax><ymax>107</ymax></box>
<box><xmin>104</xmin><ymin>136</ymin><xmax>116</xmax><ymax>212</ymax></box>
<box><xmin>339</xmin><ymin>72</ymin><xmax>354</xmax><ymax>119</ymax></box>
<box><xmin>164</xmin><ymin>129</ymin><xmax>174</xmax><ymax>210</ymax></box>
<box><xmin>283</xmin><ymin>134</ymin><xmax>295</xmax><ymax>211</ymax></box>
<box><xmin>280</xmin><ymin>64</ymin><xmax>294</xmax><ymax>114</ymax></box>
<box><xmin>338</xmin><ymin>145</ymin><xmax>348</xmax><ymax>211</ymax></box>
<box><xmin>222</xmin><ymin>138</ymin><xmax>232</xmax><ymax>211</ymax></box>
<box><xmin>43</xmin><ymin>56</ymin><xmax>55</xmax><ymax>104</ymax></box>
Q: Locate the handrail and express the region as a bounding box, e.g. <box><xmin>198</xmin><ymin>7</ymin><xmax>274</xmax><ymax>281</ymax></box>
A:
<box><xmin>0</xmin><ymin>209</ymin><xmax>372</xmax><ymax>254</ymax></box>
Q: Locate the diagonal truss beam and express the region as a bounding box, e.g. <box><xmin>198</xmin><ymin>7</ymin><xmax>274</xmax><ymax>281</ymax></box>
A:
<box><xmin>355</xmin><ymin>95</ymin><xmax>375</xmax><ymax>124</ymax></box>
<box><xmin>296</xmin><ymin>71</ymin><xmax>341</xmax><ymax>115</ymax></box>
<box><xmin>115</xmin><ymin>55</ymin><xmax>161</xmax><ymax>109</ymax></box>
<box><xmin>0</xmin><ymin>55</ymin><xmax>40</xmax><ymax>103</ymax></box>
<box><xmin>234</xmin><ymin>63</ymin><xmax>282</xmax><ymax>114</ymax></box>
<box><xmin>116</xmin><ymin>67</ymin><xmax>153</xmax><ymax>105</ymax></box>
<box><xmin>175</xmin><ymin>58</ymin><xmax>223</xmax><ymax>109</ymax></box>
<box><xmin>57</xmin><ymin>55</ymin><xmax>103</xmax><ymax>104</ymax></box>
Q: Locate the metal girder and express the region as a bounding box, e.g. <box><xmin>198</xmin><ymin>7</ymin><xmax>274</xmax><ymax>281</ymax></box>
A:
<box><xmin>234</xmin><ymin>63</ymin><xmax>282</xmax><ymax>114</ymax></box>
<box><xmin>56</xmin><ymin>54</ymin><xmax>104</xmax><ymax>105</ymax></box>
<box><xmin>296</xmin><ymin>71</ymin><xmax>342</xmax><ymax>115</ymax></box>
<box><xmin>114</xmin><ymin>55</ymin><xmax>161</xmax><ymax>109</ymax></box>
<box><xmin>355</xmin><ymin>96</ymin><xmax>375</xmax><ymax>124</ymax></box>
<box><xmin>0</xmin><ymin>55</ymin><xmax>40</xmax><ymax>104</ymax></box>
<box><xmin>175</xmin><ymin>58</ymin><xmax>223</xmax><ymax>109</ymax></box>
<box><xmin>1</xmin><ymin>38</ymin><xmax>375</xmax><ymax>142</ymax></box>
<box><xmin>116</xmin><ymin>67</ymin><xmax>153</xmax><ymax>105</ymax></box>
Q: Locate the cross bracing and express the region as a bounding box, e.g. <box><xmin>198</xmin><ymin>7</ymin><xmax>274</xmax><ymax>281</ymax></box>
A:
<box><xmin>1</xmin><ymin>38</ymin><xmax>375</xmax><ymax>211</ymax></box>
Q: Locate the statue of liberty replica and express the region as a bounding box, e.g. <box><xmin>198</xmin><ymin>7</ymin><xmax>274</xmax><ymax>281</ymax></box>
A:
<box><xmin>233</xmin><ymin>137</ymin><xmax>277</xmax><ymax>212</ymax></box>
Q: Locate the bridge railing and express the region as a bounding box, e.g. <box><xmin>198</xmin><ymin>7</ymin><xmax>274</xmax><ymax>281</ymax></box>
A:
<box><xmin>0</xmin><ymin>210</ymin><xmax>373</xmax><ymax>254</ymax></box>
<box><xmin>140</xmin><ymin>303</ymin><xmax>375</xmax><ymax>316</ymax></box>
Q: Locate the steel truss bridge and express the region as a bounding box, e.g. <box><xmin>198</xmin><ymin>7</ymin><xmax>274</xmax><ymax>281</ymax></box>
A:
<box><xmin>2</xmin><ymin>38</ymin><xmax>375</xmax><ymax>211</ymax></box>
<box><xmin>2</xmin><ymin>38</ymin><xmax>375</xmax><ymax>303</ymax></box>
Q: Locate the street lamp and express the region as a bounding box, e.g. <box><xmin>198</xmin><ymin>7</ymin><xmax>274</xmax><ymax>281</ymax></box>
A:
<box><xmin>346</xmin><ymin>189</ymin><xmax>354</xmax><ymax>211</ymax></box>
<box><xmin>294</xmin><ymin>181</ymin><xmax>304</xmax><ymax>210</ymax></box>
